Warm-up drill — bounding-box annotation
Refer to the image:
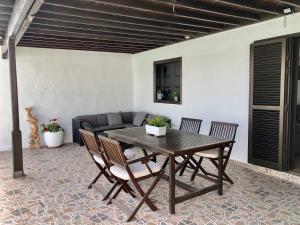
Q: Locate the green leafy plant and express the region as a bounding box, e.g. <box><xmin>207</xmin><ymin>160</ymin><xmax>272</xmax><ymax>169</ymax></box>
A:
<box><xmin>41</xmin><ymin>119</ymin><xmax>64</xmax><ymax>133</ymax></box>
<box><xmin>146</xmin><ymin>116</ymin><xmax>171</xmax><ymax>128</ymax></box>
<box><xmin>172</xmin><ymin>90</ymin><xmax>180</xmax><ymax>98</ymax></box>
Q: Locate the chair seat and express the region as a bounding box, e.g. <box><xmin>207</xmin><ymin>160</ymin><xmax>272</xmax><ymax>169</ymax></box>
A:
<box><xmin>124</xmin><ymin>148</ymin><xmax>136</xmax><ymax>160</ymax></box>
<box><xmin>110</xmin><ymin>161</ymin><xmax>161</xmax><ymax>180</ymax></box>
<box><xmin>195</xmin><ymin>149</ymin><xmax>229</xmax><ymax>159</ymax></box>
<box><xmin>93</xmin><ymin>155</ymin><xmax>105</xmax><ymax>166</ymax></box>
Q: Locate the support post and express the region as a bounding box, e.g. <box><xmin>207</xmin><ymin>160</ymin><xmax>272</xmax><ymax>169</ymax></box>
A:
<box><xmin>8</xmin><ymin>36</ymin><xmax>24</xmax><ymax>178</ymax></box>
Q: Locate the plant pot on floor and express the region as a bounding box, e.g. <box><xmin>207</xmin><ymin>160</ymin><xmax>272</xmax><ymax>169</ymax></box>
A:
<box><xmin>145</xmin><ymin>125</ymin><xmax>166</xmax><ymax>137</ymax></box>
<box><xmin>43</xmin><ymin>131</ymin><xmax>64</xmax><ymax>148</ymax></box>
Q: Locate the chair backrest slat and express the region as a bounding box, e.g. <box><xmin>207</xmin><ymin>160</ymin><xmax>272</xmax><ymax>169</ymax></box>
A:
<box><xmin>179</xmin><ymin>117</ymin><xmax>202</xmax><ymax>134</ymax></box>
<box><xmin>99</xmin><ymin>136</ymin><xmax>126</xmax><ymax>166</ymax></box>
<box><xmin>79</xmin><ymin>129</ymin><xmax>101</xmax><ymax>155</ymax></box>
<box><xmin>209</xmin><ymin>121</ymin><xmax>238</xmax><ymax>146</ymax></box>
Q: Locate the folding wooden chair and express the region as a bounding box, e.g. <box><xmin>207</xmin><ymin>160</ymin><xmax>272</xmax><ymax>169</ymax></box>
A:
<box><xmin>79</xmin><ymin>129</ymin><xmax>136</xmax><ymax>189</ymax></box>
<box><xmin>162</xmin><ymin>117</ymin><xmax>202</xmax><ymax>174</ymax></box>
<box><xmin>99</xmin><ymin>136</ymin><xmax>164</xmax><ymax>222</ymax></box>
<box><xmin>190</xmin><ymin>121</ymin><xmax>238</xmax><ymax>184</ymax></box>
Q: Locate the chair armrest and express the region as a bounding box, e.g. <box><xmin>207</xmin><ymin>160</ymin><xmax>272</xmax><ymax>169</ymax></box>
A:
<box><xmin>126</xmin><ymin>153</ymin><xmax>160</xmax><ymax>165</ymax></box>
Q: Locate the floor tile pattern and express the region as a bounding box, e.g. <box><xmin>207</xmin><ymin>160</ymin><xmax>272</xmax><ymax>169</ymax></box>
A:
<box><xmin>0</xmin><ymin>144</ymin><xmax>299</xmax><ymax>225</ymax></box>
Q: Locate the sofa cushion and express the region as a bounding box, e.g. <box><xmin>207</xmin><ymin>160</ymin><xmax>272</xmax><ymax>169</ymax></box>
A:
<box><xmin>133</xmin><ymin>112</ymin><xmax>147</xmax><ymax>126</ymax></box>
<box><xmin>82</xmin><ymin>121</ymin><xmax>93</xmax><ymax>131</ymax></box>
<box><xmin>96</xmin><ymin>114</ymin><xmax>108</xmax><ymax>126</ymax></box>
<box><xmin>107</xmin><ymin>113</ymin><xmax>122</xmax><ymax>126</ymax></box>
<box><xmin>121</xmin><ymin>112</ymin><xmax>133</xmax><ymax>124</ymax></box>
<box><xmin>76</xmin><ymin>115</ymin><xmax>97</xmax><ymax>126</ymax></box>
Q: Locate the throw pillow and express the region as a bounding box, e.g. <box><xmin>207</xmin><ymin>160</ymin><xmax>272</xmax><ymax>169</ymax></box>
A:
<box><xmin>121</xmin><ymin>112</ymin><xmax>133</xmax><ymax>124</ymax></box>
<box><xmin>133</xmin><ymin>112</ymin><xmax>147</xmax><ymax>126</ymax></box>
<box><xmin>107</xmin><ymin>113</ymin><xmax>122</xmax><ymax>126</ymax></box>
<box><xmin>82</xmin><ymin>121</ymin><xmax>93</xmax><ymax>131</ymax></box>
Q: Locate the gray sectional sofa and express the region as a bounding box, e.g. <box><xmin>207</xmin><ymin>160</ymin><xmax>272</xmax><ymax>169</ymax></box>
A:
<box><xmin>72</xmin><ymin>111</ymin><xmax>156</xmax><ymax>146</ymax></box>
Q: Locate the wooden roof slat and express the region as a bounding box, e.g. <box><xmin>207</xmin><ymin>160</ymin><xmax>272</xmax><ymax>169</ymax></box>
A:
<box><xmin>73</xmin><ymin>0</ymin><xmax>241</xmax><ymax>26</ymax></box>
<box><xmin>44</xmin><ymin>0</ymin><xmax>226</xmax><ymax>30</ymax></box>
<box><xmin>0</xmin><ymin>0</ymin><xmax>15</xmax><ymax>8</ymax></box>
<box><xmin>39</xmin><ymin>5</ymin><xmax>210</xmax><ymax>34</ymax></box>
<box><xmin>217</xmin><ymin>0</ymin><xmax>283</xmax><ymax>15</ymax></box>
<box><xmin>27</xmin><ymin>26</ymin><xmax>172</xmax><ymax>45</ymax></box>
<box><xmin>35</xmin><ymin>11</ymin><xmax>205</xmax><ymax>37</ymax></box>
<box><xmin>280</xmin><ymin>0</ymin><xmax>300</xmax><ymax>7</ymax></box>
<box><xmin>0</xmin><ymin>14</ymin><xmax>10</xmax><ymax>21</ymax></box>
<box><xmin>146</xmin><ymin>0</ymin><xmax>260</xmax><ymax>21</ymax></box>
<box><xmin>32</xmin><ymin>18</ymin><xmax>186</xmax><ymax>41</ymax></box>
<box><xmin>0</xmin><ymin>6</ymin><xmax>13</xmax><ymax>15</ymax></box>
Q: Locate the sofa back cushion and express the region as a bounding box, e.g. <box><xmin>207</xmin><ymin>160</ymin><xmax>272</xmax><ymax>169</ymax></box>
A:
<box><xmin>107</xmin><ymin>113</ymin><xmax>122</xmax><ymax>126</ymax></box>
<box><xmin>96</xmin><ymin>114</ymin><xmax>108</xmax><ymax>126</ymax></box>
<box><xmin>121</xmin><ymin>112</ymin><xmax>133</xmax><ymax>124</ymax></box>
<box><xmin>133</xmin><ymin>112</ymin><xmax>147</xmax><ymax>126</ymax></box>
<box><xmin>76</xmin><ymin>115</ymin><xmax>97</xmax><ymax>126</ymax></box>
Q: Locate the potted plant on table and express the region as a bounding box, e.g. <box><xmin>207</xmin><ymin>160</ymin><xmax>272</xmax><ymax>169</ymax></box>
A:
<box><xmin>41</xmin><ymin>119</ymin><xmax>64</xmax><ymax>148</ymax></box>
<box><xmin>145</xmin><ymin>116</ymin><xmax>171</xmax><ymax>137</ymax></box>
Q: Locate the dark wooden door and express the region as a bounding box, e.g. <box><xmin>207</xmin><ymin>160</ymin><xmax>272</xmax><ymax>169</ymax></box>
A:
<box><xmin>249</xmin><ymin>38</ymin><xmax>289</xmax><ymax>171</ymax></box>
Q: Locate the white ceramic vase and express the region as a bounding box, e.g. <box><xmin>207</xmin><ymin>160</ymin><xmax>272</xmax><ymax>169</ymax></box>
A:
<box><xmin>43</xmin><ymin>131</ymin><xmax>64</xmax><ymax>148</ymax></box>
<box><xmin>145</xmin><ymin>125</ymin><xmax>166</xmax><ymax>137</ymax></box>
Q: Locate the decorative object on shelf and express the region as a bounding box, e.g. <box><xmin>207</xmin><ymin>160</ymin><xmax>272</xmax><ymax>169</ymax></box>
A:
<box><xmin>41</xmin><ymin>119</ymin><xmax>64</xmax><ymax>148</ymax></box>
<box><xmin>172</xmin><ymin>90</ymin><xmax>180</xmax><ymax>102</ymax></box>
<box><xmin>25</xmin><ymin>107</ymin><xmax>41</xmax><ymax>149</ymax></box>
<box><xmin>145</xmin><ymin>116</ymin><xmax>171</xmax><ymax>137</ymax></box>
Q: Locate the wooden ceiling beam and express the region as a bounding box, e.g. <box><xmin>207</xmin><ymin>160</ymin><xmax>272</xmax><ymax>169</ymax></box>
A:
<box><xmin>2</xmin><ymin>0</ymin><xmax>45</xmax><ymax>58</ymax></box>
<box><xmin>29</xmin><ymin>24</ymin><xmax>174</xmax><ymax>44</ymax></box>
<box><xmin>0</xmin><ymin>6</ymin><xmax>13</xmax><ymax>15</ymax></box>
<box><xmin>31</xmin><ymin>18</ymin><xmax>185</xmax><ymax>41</ymax></box>
<box><xmin>44</xmin><ymin>0</ymin><xmax>226</xmax><ymax>30</ymax></box>
<box><xmin>35</xmin><ymin>11</ymin><xmax>204</xmax><ymax>38</ymax></box>
<box><xmin>217</xmin><ymin>0</ymin><xmax>283</xmax><ymax>15</ymax></box>
<box><xmin>19</xmin><ymin>39</ymin><xmax>150</xmax><ymax>51</ymax></box>
<box><xmin>21</xmin><ymin>35</ymin><xmax>157</xmax><ymax>49</ymax></box>
<box><xmin>18</xmin><ymin>43</ymin><xmax>136</xmax><ymax>54</ymax></box>
<box><xmin>0</xmin><ymin>14</ymin><xmax>10</xmax><ymax>21</ymax></box>
<box><xmin>26</xmin><ymin>26</ymin><xmax>170</xmax><ymax>46</ymax></box>
<box><xmin>0</xmin><ymin>0</ymin><xmax>15</xmax><ymax>8</ymax></box>
<box><xmin>280</xmin><ymin>0</ymin><xmax>300</xmax><ymax>7</ymax></box>
<box><xmin>22</xmin><ymin>33</ymin><xmax>160</xmax><ymax>48</ymax></box>
<box><xmin>73</xmin><ymin>0</ymin><xmax>241</xmax><ymax>26</ymax></box>
<box><xmin>140</xmin><ymin>0</ymin><xmax>260</xmax><ymax>21</ymax></box>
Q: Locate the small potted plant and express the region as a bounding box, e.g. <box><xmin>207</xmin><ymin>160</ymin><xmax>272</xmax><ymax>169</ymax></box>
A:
<box><xmin>172</xmin><ymin>91</ymin><xmax>180</xmax><ymax>102</ymax></box>
<box><xmin>41</xmin><ymin>119</ymin><xmax>64</xmax><ymax>148</ymax></box>
<box><xmin>145</xmin><ymin>116</ymin><xmax>171</xmax><ymax>137</ymax></box>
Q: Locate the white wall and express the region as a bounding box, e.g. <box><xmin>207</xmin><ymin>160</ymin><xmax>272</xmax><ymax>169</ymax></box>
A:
<box><xmin>0</xmin><ymin>47</ymin><xmax>133</xmax><ymax>150</ymax></box>
<box><xmin>133</xmin><ymin>13</ymin><xmax>300</xmax><ymax>163</ymax></box>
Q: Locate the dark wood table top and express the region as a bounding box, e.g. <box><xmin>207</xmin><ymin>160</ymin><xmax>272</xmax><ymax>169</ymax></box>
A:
<box><xmin>105</xmin><ymin>127</ymin><xmax>232</xmax><ymax>156</ymax></box>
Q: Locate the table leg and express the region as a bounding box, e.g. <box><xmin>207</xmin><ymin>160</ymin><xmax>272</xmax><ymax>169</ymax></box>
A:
<box><xmin>218</xmin><ymin>146</ymin><xmax>224</xmax><ymax>195</ymax></box>
<box><xmin>169</xmin><ymin>155</ymin><xmax>175</xmax><ymax>214</ymax></box>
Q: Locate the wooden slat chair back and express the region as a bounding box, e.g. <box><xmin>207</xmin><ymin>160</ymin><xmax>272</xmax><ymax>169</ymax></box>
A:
<box><xmin>79</xmin><ymin>129</ymin><xmax>113</xmax><ymax>188</ymax></box>
<box><xmin>99</xmin><ymin>136</ymin><xmax>127</xmax><ymax>167</ymax></box>
<box><xmin>98</xmin><ymin>135</ymin><xmax>164</xmax><ymax>222</ymax></box>
<box><xmin>180</xmin><ymin>117</ymin><xmax>203</xmax><ymax>134</ymax></box>
<box><xmin>164</xmin><ymin>117</ymin><xmax>203</xmax><ymax>175</ymax></box>
<box><xmin>190</xmin><ymin>121</ymin><xmax>238</xmax><ymax>184</ymax></box>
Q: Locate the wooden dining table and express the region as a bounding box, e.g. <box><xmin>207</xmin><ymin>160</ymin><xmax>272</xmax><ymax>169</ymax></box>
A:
<box><xmin>105</xmin><ymin>127</ymin><xmax>232</xmax><ymax>214</ymax></box>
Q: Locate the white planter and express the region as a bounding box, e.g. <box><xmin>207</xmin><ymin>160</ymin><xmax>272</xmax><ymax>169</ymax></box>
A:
<box><xmin>43</xmin><ymin>131</ymin><xmax>64</xmax><ymax>148</ymax></box>
<box><xmin>145</xmin><ymin>125</ymin><xmax>166</xmax><ymax>137</ymax></box>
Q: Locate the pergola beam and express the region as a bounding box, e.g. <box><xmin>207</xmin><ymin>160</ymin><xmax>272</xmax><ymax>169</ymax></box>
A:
<box><xmin>216</xmin><ymin>0</ymin><xmax>283</xmax><ymax>15</ymax></box>
<box><xmin>2</xmin><ymin>0</ymin><xmax>45</xmax><ymax>58</ymax></box>
<box><xmin>280</xmin><ymin>0</ymin><xmax>300</xmax><ymax>7</ymax></box>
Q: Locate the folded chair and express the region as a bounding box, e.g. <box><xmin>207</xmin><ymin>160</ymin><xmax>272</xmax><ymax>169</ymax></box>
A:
<box><xmin>79</xmin><ymin>129</ymin><xmax>136</xmax><ymax>189</ymax></box>
<box><xmin>162</xmin><ymin>117</ymin><xmax>202</xmax><ymax>174</ymax></box>
<box><xmin>99</xmin><ymin>136</ymin><xmax>164</xmax><ymax>222</ymax></box>
<box><xmin>190</xmin><ymin>121</ymin><xmax>238</xmax><ymax>184</ymax></box>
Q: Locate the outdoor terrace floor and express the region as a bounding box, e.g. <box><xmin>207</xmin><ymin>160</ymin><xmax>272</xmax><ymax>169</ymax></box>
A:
<box><xmin>0</xmin><ymin>144</ymin><xmax>299</xmax><ymax>225</ymax></box>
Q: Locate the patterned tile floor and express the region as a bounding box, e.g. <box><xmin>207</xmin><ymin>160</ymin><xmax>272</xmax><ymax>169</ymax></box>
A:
<box><xmin>0</xmin><ymin>144</ymin><xmax>300</xmax><ymax>225</ymax></box>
